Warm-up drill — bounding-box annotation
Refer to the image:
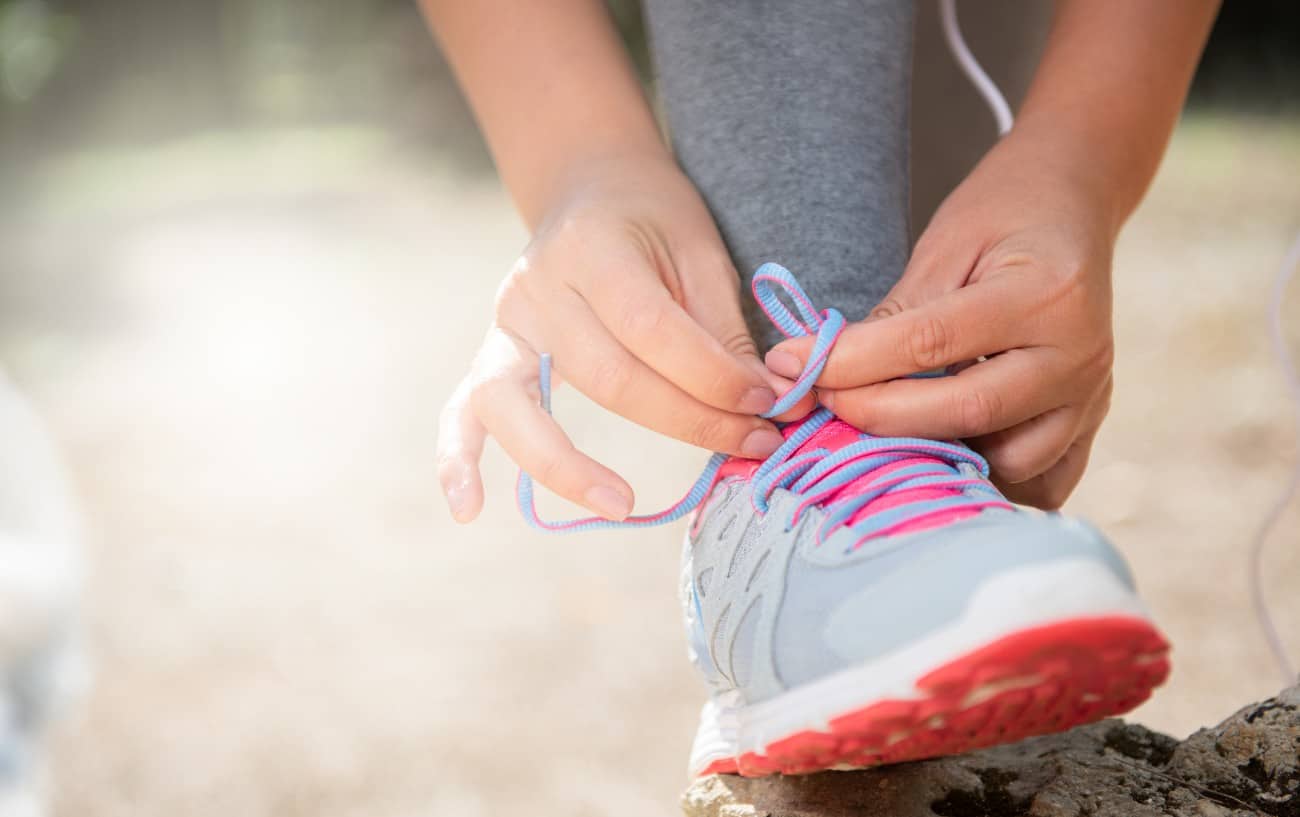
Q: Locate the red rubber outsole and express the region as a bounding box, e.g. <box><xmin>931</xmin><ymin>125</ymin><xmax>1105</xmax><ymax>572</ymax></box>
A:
<box><xmin>698</xmin><ymin>616</ymin><xmax>1170</xmax><ymax>777</ymax></box>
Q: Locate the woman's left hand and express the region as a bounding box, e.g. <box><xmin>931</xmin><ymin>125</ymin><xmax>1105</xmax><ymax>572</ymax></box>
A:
<box><xmin>765</xmin><ymin>129</ymin><xmax>1119</xmax><ymax>509</ymax></box>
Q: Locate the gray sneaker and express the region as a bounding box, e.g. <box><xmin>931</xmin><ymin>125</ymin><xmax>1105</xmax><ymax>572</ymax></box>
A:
<box><xmin>514</xmin><ymin>265</ymin><xmax>1170</xmax><ymax>778</ymax></box>
<box><xmin>681</xmin><ymin>410</ymin><xmax>1169</xmax><ymax>777</ymax></box>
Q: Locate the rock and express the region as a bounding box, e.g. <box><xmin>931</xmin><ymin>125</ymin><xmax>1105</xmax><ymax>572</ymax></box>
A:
<box><xmin>682</xmin><ymin>685</ymin><xmax>1300</xmax><ymax>817</ymax></box>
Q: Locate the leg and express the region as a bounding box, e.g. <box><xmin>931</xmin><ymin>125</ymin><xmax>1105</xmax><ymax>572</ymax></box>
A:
<box><xmin>644</xmin><ymin>0</ymin><xmax>915</xmax><ymax>351</ymax></box>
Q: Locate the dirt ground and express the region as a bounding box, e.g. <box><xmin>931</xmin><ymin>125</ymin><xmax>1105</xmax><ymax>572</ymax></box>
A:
<box><xmin>1</xmin><ymin>113</ymin><xmax>1297</xmax><ymax>817</ymax></box>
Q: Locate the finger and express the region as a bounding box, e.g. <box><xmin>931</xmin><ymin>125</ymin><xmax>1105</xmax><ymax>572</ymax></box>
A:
<box><xmin>469</xmin><ymin>329</ymin><xmax>636</xmax><ymax>520</ymax></box>
<box><xmin>763</xmin><ymin>368</ymin><xmax>818</xmax><ymax>422</ymax></box>
<box><xmin>536</xmin><ymin>293</ymin><xmax>785</xmax><ymax>459</ymax></box>
<box><xmin>995</xmin><ymin>381</ymin><xmax>1111</xmax><ymax>508</ymax></box>
<box><xmin>762</xmin><ymin>311</ymin><xmax>873</xmax><ymax>421</ymax></box>
<box><xmin>874</xmin><ymin>230</ymin><xmax>982</xmax><ymax>318</ymax></box>
<box><xmin>585</xmin><ymin>266</ymin><xmax>776</xmax><ymax>415</ymax></box>
<box><xmin>997</xmin><ymin>429</ymin><xmax>1095</xmax><ymax>510</ymax></box>
<box><xmin>817</xmin><ymin>348</ymin><xmax>1079</xmax><ymax>440</ymax></box>
<box><xmin>683</xmin><ymin>261</ymin><xmax>817</xmax><ymax>420</ymax></box>
<box><xmin>766</xmin><ymin>274</ymin><xmax>1040</xmax><ymax>388</ymax></box>
<box><xmin>968</xmin><ymin>405</ymin><xmax>1084</xmax><ymax>486</ymax></box>
<box><xmin>436</xmin><ymin>377</ymin><xmax>488</xmax><ymax>523</ymax></box>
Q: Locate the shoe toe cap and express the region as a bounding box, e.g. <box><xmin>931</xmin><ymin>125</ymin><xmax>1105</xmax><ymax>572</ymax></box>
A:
<box><xmin>771</xmin><ymin>511</ymin><xmax>1141</xmax><ymax>694</ymax></box>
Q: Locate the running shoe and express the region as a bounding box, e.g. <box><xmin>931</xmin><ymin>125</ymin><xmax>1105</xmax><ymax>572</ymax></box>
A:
<box><xmin>518</xmin><ymin>263</ymin><xmax>1170</xmax><ymax>777</ymax></box>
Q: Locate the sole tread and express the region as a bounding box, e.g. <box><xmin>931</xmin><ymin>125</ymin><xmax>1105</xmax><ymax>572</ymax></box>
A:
<box><xmin>699</xmin><ymin>616</ymin><xmax>1170</xmax><ymax>777</ymax></box>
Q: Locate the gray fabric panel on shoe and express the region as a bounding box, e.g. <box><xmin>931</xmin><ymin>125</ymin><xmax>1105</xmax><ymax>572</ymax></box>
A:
<box><xmin>729</xmin><ymin>595</ymin><xmax>764</xmax><ymax>690</ymax></box>
<box><xmin>769</xmin><ymin>512</ymin><xmax>1134</xmax><ymax>697</ymax></box>
<box><xmin>697</xmin><ymin>566</ymin><xmax>713</xmax><ymax>599</ymax></box>
<box><xmin>687</xmin><ymin>487</ymin><xmax>806</xmax><ymax>702</ymax></box>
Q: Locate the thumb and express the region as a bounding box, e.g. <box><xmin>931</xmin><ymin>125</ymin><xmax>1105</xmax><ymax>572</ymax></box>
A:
<box><xmin>683</xmin><ymin>253</ymin><xmax>816</xmax><ymax>421</ymax></box>
<box><xmin>763</xmin><ymin>234</ymin><xmax>982</xmax><ymax>382</ymax></box>
<box><xmin>872</xmin><ymin>230</ymin><xmax>982</xmax><ymax>319</ymax></box>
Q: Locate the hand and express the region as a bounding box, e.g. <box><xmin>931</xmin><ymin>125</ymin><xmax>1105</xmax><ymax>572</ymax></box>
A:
<box><xmin>437</xmin><ymin>154</ymin><xmax>812</xmax><ymax>523</ymax></box>
<box><xmin>766</xmin><ymin>131</ymin><xmax>1117</xmax><ymax>509</ymax></box>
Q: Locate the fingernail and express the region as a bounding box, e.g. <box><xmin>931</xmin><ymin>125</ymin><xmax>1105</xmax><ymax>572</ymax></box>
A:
<box><xmin>740</xmin><ymin>427</ymin><xmax>784</xmax><ymax>459</ymax></box>
<box><xmin>585</xmin><ymin>485</ymin><xmax>632</xmax><ymax>521</ymax></box>
<box><xmin>765</xmin><ymin>350</ymin><xmax>802</xmax><ymax>379</ymax></box>
<box><xmin>738</xmin><ymin>385</ymin><xmax>777</xmax><ymax>415</ymax></box>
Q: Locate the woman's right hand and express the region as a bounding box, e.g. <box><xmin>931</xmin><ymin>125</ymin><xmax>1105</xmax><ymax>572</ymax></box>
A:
<box><xmin>436</xmin><ymin>154</ymin><xmax>811</xmax><ymax>523</ymax></box>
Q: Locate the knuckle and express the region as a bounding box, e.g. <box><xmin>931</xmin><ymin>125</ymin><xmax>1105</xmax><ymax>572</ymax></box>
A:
<box><xmin>1081</xmin><ymin>338</ymin><xmax>1115</xmax><ymax>379</ymax></box>
<box><xmin>829</xmin><ymin>391</ymin><xmax>872</xmax><ymax>430</ymax></box>
<box><xmin>1094</xmin><ymin>376</ymin><xmax>1114</xmax><ymax>416</ymax></box>
<box><xmin>703</xmin><ymin>365</ymin><xmax>747</xmax><ymax>408</ymax></box>
<box><xmin>1041</xmin><ymin>260</ymin><xmax>1090</xmax><ymax>312</ymax></box>
<box><xmin>1050</xmin><ymin>259</ymin><xmax>1085</xmax><ymax>289</ymax></box>
<box><xmin>685</xmin><ymin>412</ymin><xmax>729</xmax><ymax>449</ymax></box>
<box><xmin>467</xmin><ymin>373</ymin><xmax>507</xmax><ymax>416</ymax></box>
<box><xmin>1037</xmin><ymin>481</ymin><xmax>1072</xmax><ymax>511</ymax></box>
<box><xmin>531</xmin><ymin>452</ymin><xmax>571</xmax><ymax>490</ymax></box>
<box><xmin>904</xmin><ymin>315</ymin><xmax>955</xmax><ymax>371</ymax></box>
<box><xmin>871</xmin><ymin>297</ymin><xmax>906</xmax><ymax>320</ymax></box>
<box><xmin>619</xmin><ymin>300</ymin><xmax>668</xmax><ymax>341</ymax></box>
<box><xmin>704</xmin><ymin>333</ymin><xmax>760</xmax><ymax>404</ymax></box>
<box><xmin>494</xmin><ymin>256</ymin><xmax>541</xmax><ymax>325</ymax></box>
<box><xmin>987</xmin><ymin>443</ymin><xmax>1043</xmax><ymax>485</ymax></box>
<box><xmin>584</xmin><ymin>355</ymin><xmax>633</xmax><ymax>404</ymax></box>
<box><xmin>953</xmin><ymin>388</ymin><xmax>1001</xmax><ymax>437</ymax></box>
<box><xmin>716</xmin><ymin>328</ymin><xmax>758</xmax><ymax>360</ymax></box>
<box><xmin>493</xmin><ymin>261</ymin><xmax>525</xmax><ymax>311</ymax></box>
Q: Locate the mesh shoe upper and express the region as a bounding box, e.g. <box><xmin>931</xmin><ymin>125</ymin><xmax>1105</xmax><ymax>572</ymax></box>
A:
<box><xmin>513</xmin><ymin>264</ymin><xmax>1142</xmax><ymax>708</ymax></box>
<box><xmin>682</xmin><ymin>462</ymin><xmax>1137</xmax><ymax>705</ymax></box>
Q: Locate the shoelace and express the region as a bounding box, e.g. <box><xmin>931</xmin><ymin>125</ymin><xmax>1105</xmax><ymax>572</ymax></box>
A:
<box><xmin>515</xmin><ymin>0</ymin><xmax>1298</xmax><ymax>680</ymax></box>
<box><xmin>516</xmin><ymin>264</ymin><xmax>1011</xmax><ymax>546</ymax></box>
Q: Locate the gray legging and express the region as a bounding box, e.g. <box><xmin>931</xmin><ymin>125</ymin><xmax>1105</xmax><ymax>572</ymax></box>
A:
<box><xmin>643</xmin><ymin>0</ymin><xmax>1053</xmax><ymax>350</ymax></box>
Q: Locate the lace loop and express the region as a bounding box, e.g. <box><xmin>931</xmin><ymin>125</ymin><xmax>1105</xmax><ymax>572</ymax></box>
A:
<box><xmin>752</xmin><ymin>263</ymin><xmax>845</xmax><ymax>418</ymax></box>
<box><xmin>516</xmin><ymin>266</ymin><xmax>1012</xmax><ymax>543</ymax></box>
<box><xmin>515</xmin><ymin>353</ymin><xmax>728</xmax><ymax>533</ymax></box>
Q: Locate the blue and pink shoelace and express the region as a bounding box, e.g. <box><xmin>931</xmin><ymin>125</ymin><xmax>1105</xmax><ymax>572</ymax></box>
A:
<box><xmin>516</xmin><ymin>264</ymin><xmax>1010</xmax><ymax>547</ymax></box>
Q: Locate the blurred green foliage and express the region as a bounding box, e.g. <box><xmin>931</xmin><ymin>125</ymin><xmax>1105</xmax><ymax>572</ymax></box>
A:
<box><xmin>1</xmin><ymin>0</ymin><xmax>445</xmax><ymax>137</ymax></box>
<box><xmin>0</xmin><ymin>0</ymin><xmax>656</xmax><ymax>177</ymax></box>
<box><xmin>0</xmin><ymin>0</ymin><xmax>1293</xmax><ymax>164</ymax></box>
<box><xmin>0</xmin><ymin>0</ymin><xmax>78</xmax><ymax>103</ymax></box>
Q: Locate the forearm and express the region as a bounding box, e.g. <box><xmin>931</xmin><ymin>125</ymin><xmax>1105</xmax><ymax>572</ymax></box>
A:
<box><xmin>1010</xmin><ymin>0</ymin><xmax>1219</xmax><ymax>236</ymax></box>
<box><xmin>420</xmin><ymin>0</ymin><xmax>669</xmax><ymax>227</ymax></box>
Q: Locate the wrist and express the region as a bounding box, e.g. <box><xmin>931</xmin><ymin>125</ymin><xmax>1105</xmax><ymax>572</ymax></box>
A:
<box><xmin>535</xmin><ymin>146</ymin><xmax>687</xmax><ymax>220</ymax></box>
<box><xmin>551</xmin><ymin>139</ymin><xmax>675</xmax><ymax>195</ymax></box>
<box><xmin>521</xmin><ymin>135</ymin><xmax>673</xmax><ymax>226</ymax></box>
<box><xmin>997</xmin><ymin>116</ymin><xmax>1133</xmax><ymax>241</ymax></box>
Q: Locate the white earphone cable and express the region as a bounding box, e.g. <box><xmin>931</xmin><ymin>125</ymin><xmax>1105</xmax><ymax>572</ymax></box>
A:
<box><xmin>1249</xmin><ymin>234</ymin><xmax>1300</xmax><ymax>682</ymax></box>
<box><xmin>938</xmin><ymin>0</ymin><xmax>1014</xmax><ymax>137</ymax></box>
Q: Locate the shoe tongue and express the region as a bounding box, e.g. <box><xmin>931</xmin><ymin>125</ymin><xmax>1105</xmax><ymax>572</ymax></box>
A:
<box><xmin>784</xmin><ymin>414</ymin><xmax>986</xmax><ymax>536</ymax></box>
<box><xmin>788</xmin><ymin>416</ymin><xmax>867</xmax><ymax>453</ymax></box>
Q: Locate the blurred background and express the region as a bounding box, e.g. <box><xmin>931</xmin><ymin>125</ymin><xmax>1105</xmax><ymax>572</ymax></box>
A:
<box><xmin>0</xmin><ymin>1</ymin><xmax>1298</xmax><ymax>815</ymax></box>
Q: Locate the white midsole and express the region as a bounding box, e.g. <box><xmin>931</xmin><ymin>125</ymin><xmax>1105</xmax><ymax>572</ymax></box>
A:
<box><xmin>689</xmin><ymin>558</ymin><xmax>1154</xmax><ymax>775</ymax></box>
